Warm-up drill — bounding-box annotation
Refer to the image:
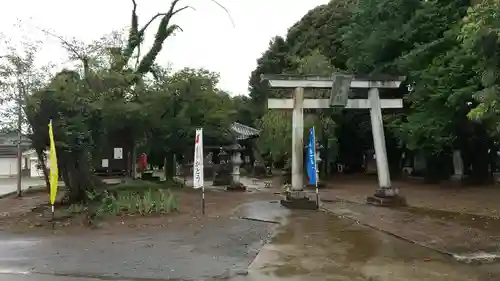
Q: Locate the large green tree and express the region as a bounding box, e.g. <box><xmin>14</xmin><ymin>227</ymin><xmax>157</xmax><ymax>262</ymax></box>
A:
<box><xmin>25</xmin><ymin>0</ymin><xmax>238</xmax><ymax>203</ymax></box>
<box><xmin>248</xmin><ymin>36</ymin><xmax>292</xmax><ymax>121</ymax></box>
<box><xmin>140</xmin><ymin>67</ymin><xmax>235</xmax><ymax>172</ymax></box>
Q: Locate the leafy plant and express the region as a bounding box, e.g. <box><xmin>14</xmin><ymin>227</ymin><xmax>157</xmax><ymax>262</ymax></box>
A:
<box><xmin>95</xmin><ymin>188</ymin><xmax>179</xmax><ymax>217</ymax></box>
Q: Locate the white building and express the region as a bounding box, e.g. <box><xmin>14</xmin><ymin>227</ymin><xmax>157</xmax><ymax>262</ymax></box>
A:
<box><xmin>0</xmin><ymin>132</ymin><xmax>32</xmax><ymax>177</ymax></box>
<box><xmin>22</xmin><ymin>149</ymin><xmax>49</xmax><ymax>178</ymax></box>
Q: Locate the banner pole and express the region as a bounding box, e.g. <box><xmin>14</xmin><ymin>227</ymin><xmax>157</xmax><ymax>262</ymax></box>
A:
<box><xmin>202</xmin><ymin>185</ymin><xmax>205</xmax><ymax>215</ymax></box>
<box><xmin>315</xmin><ymin>171</ymin><xmax>320</xmax><ymax>209</ymax></box>
<box><xmin>314</xmin><ymin>126</ymin><xmax>319</xmax><ymax>209</ymax></box>
<box><xmin>51</xmin><ymin>204</ymin><xmax>55</xmax><ymax>230</ymax></box>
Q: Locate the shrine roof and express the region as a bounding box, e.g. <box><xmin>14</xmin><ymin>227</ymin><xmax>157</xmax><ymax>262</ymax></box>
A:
<box><xmin>231</xmin><ymin>122</ymin><xmax>260</xmax><ymax>140</ymax></box>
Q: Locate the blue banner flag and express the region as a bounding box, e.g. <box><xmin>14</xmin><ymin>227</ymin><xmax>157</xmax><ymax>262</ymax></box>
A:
<box><xmin>306</xmin><ymin>127</ymin><xmax>317</xmax><ymax>185</ymax></box>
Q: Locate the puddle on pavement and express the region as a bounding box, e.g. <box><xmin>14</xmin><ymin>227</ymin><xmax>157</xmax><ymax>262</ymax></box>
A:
<box><xmin>234</xmin><ymin>201</ymin><xmax>289</xmax><ymax>224</ymax></box>
<box><xmin>253</xmin><ymin>211</ymin><xmax>379</xmax><ymax>280</ymax></box>
<box><xmin>405</xmin><ymin>206</ymin><xmax>500</xmax><ymax>233</ymax></box>
<box><xmin>271</xmin><ymin>211</ymin><xmax>378</xmax><ymax>263</ymax></box>
<box><xmin>241</xmin><ymin>210</ymin><xmax>500</xmax><ymax>281</ymax></box>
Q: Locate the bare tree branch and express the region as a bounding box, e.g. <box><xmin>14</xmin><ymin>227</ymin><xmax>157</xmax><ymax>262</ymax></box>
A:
<box><xmin>138</xmin><ymin>13</ymin><xmax>168</xmax><ymax>35</ymax></box>
<box><xmin>37</xmin><ymin>28</ymin><xmax>95</xmax><ymax>82</ymax></box>
<box><xmin>135</xmin><ymin>0</ymin><xmax>186</xmax><ymax>74</ymax></box>
<box><xmin>171</xmin><ymin>6</ymin><xmax>195</xmax><ymax>18</ymax></box>
<box><xmin>207</xmin><ymin>0</ymin><xmax>235</xmax><ymax>27</ymax></box>
<box><xmin>120</xmin><ymin>0</ymin><xmax>140</xmax><ymax>70</ymax></box>
<box><xmin>39</xmin><ymin>28</ymin><xmax>85</xmax><ymax>61</ymax></box>
<box><xmin>96</xmin><ymin>0</ymin><xmax>232</xmax><ymax>76</ymax></box>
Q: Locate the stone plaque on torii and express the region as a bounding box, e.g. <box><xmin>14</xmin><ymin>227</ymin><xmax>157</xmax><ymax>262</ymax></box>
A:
<box><xmin>261</xmin><ymin>73</ymin><xmax>407</xmax><ymax>209</ymax></box>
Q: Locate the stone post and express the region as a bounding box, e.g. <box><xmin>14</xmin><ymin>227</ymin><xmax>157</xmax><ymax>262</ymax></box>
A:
<box><xmin>366</xmin><ymin>88</ymin><xmax>406</xmax><ymax>206</ymax></box>
<box><xmin>291</xmin><ymin>87</ymin><xmax>305</xmax><ymax>192</ymax></box>
<box><xmin>451</xmin><ymin>150</ymin><xmax>464</xmax><ymax>181</ymax></box>
<box><xmin>368</xmin><ymin>88</ymin><xmax>391</xmax><ymax>190</ymax></box>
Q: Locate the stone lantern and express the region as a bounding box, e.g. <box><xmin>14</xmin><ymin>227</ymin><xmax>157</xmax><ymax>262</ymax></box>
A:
<box><xmin>227</xmin><ymin>143</ymin><xmax>246</xmax><ymax>191</ymax></box>
<box><xmin>213</xmin><ymin>148</ymin><xmax>231</xmax><ymax>186</ymax></box>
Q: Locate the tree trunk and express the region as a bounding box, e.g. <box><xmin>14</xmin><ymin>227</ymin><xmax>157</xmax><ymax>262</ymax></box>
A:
<box><xmin>62</xmin><ymin>149</ymin><xmax>96</xmax><ymax>204</ymax></box>
<box><xmin>164</xmin><ymin>151</ymin><xmax>175</xmax><ymax>180</ymax></box>
<box><xmin>163</xmin><ymin>156</ymin><xmax>168</xmax><ymax>180</ymax></box>
<box><xmin>132</xmin><ymin>144</ymin><xmax>137</xmax><ymax>179</ymax></box>
<box><xmin>424</xmin><ymin>153</ymin><xmax>443</xmax><ymax>183</ymax></box>
<box><xmin>490</xmin><ymin>145</ymin><xmax>498</xmax><ymax>173</ymax></box>
<box><xmin>470</xmin><ymin>146</ymin><xmax>491</xmax><ymax>185</ymax></box>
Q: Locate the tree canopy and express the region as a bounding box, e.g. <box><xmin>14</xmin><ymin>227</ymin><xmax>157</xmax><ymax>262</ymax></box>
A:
<box><xmin>0</xmin><ymin>0</ymin><xmax>246</xmax><ymax>202</ymax></box>
<box><xmin>249</xmin><ymin>0</ymin><xmax>500</xmax><ymax>182</ymax></box>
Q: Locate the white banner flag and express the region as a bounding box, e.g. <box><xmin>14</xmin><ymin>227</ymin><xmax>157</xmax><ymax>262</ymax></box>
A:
<box><xmin>193</xmin><ymin>128</ymin><xmax>204</xmax><ymax>189</ymax></box>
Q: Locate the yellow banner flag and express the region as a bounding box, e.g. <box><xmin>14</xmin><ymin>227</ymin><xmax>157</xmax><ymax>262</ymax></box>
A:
<box><xmin>48</xmin><ymin>120</ymin><xmax>58</xmax><ymax>205</ymax></box>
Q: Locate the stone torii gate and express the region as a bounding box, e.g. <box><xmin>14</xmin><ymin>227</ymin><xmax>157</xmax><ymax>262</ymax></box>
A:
<box><xmin>261</xmin><ymin>74</ymin><xmax>406</xmax><ymax>209</ymax></box>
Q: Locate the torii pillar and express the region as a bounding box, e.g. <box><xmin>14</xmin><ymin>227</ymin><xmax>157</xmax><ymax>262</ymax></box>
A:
<box><xmin>262</xmin><ymin>74</ymin><xmax>407</xmax><ymax>209</ymax></box>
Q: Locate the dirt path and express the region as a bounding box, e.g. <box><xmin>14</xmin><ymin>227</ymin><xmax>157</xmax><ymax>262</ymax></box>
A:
<box><xmin>321</xmin><ymin>175</ymin><xmax>500</xmax><ymax>217</ymax></box>
<box><xmin>0</xmin><ymin>186</ymin><xmax>280</xmax><ymax>235</ymax></box>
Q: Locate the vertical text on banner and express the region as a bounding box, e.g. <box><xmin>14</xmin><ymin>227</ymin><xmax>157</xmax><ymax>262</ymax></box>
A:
<box><xmin>193</xmin><ymin>128</ymin><xmax>204</xmax><ymax>189</ymax></box>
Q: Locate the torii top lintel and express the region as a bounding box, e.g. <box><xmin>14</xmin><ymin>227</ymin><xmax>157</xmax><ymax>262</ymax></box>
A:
<box><xmin>260</xmin><ymin>74</ymin><xmax>406</xmax><ymax>89</ymax></box>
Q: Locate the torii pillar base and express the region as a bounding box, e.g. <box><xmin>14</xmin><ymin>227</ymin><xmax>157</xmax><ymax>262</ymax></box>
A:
<box><xmin>280</xmin><ymin>190</ymin><xmax>318</xmax><ymax>210</ymax></box>
<box><xmin>366</xmin><ymin>187</ymin><xmax>407</xmax><ymax>207</ymax></box>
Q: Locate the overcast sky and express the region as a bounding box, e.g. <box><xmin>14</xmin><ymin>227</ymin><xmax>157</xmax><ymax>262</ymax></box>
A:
<box><xmin>0</xmin><ymin>0</ymin><xmax>329</xmax><ymax>96</ymax></box>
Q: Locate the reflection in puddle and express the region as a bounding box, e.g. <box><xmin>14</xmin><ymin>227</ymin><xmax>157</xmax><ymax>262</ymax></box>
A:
<box><xmin>255</xmin><ymin>211</ymin><xmax>377</xmax><ymax>280</ymax></box>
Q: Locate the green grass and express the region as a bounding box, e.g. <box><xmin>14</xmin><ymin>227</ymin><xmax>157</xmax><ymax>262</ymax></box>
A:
<box><xmin>80</xmin><ymin>180</ymin><xmax>181</xmax><ymax>219</ymax></box>
<box><xmin>96</xmin><ymin>188</ymin><xmax>179</xmax><ymax>217</ymax></box>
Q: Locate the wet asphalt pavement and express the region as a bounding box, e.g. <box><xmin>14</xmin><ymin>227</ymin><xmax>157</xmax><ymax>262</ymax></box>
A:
<box><xmin>0</xmin><ymin>200</ymin><xmax>287</xmax><ymax>281</ymax></box>
<box><xmin>1</xmin><ymin>199</ymin><xmax>500</xmax><ymax>281</ymax></box>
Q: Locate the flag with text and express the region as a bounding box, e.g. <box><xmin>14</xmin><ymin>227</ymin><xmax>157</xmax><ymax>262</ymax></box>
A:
<box><xmin>193</xmin><ymin>128</ymin><xmax>204</xmax><ymax>189</ymax></box>
<box><xmin>306</xmin><ymin>127</ymin><xmax>317</xmax><ymax>185</ymax></box>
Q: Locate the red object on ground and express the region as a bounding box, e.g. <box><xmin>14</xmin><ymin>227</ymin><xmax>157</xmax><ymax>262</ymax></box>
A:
<box><xmin>423</xmin><ymin>258</ymin><xmax>432</xmax><ymax>261</ymax></box>
<box><xmin>140</xmin><ymin>153</ymin><xmax>148</xmax><ymax>170</ymax></box>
